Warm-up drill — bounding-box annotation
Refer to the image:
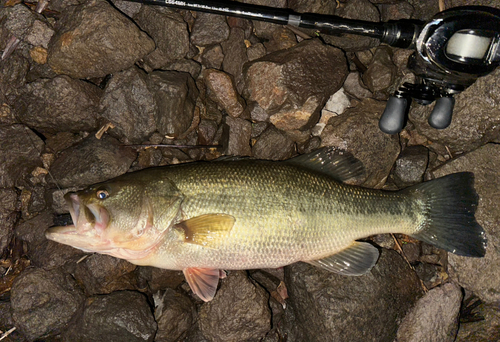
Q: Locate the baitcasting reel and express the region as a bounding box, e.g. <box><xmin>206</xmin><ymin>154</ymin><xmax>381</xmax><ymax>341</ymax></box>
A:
<box><xmin>129</xmin><ymin>0</ymin><xmax>500</xmax><ymax>134</ymax></box>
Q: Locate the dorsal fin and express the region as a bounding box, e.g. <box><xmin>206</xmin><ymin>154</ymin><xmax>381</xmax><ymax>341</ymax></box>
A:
<box><xmin>285</xmin><ymin>147</ymin><xmax>364</xmax><ymax>182</ymax></box>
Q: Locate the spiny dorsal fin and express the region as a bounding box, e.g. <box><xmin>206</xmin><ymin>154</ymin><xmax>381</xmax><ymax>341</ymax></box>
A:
<box><xmin>175</xmin><ymin>214</ymin><xmax>235</xmax><ymax>248</ymax></box>
<box><xmin>285</xmin><ymin>147</ymin><xmax>364</xmax><ymax>182</ymax></box>
<box><xmin>305</xmin><ymin>241</ymin><xmax>379</xmax><ymax>276</ymax></box>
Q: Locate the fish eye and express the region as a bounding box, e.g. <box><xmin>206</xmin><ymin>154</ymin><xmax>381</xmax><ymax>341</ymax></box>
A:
<box><xmin>96</xmin><ymin>190</ymin><xmax>109</xmax><ymax>200</ymax></box>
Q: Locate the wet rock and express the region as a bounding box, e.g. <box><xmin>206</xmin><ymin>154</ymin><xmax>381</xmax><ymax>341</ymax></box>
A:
<box><xmin>190</xmin><ymin>12</ymin><xmax>229</xmax><ymax>46</ymax></box>
<box><xmin>10</xmin><ymin>267</ymin><xmax>85</xmax><ymax>341</ymax></box>
<box><xmin>204</xmin><ymin>69</ymin><xmax>245</xmax><ymax>118</ymax></box>
<box><xmin>362</xmin><ymin>46</ymin><xmax>397</xmax><ymax>96</ymax></box>
<box><xmin>154</xmin><ymin>288</ymin><xmax>196</xmax><ymax>342</ymax></box>
<box><xmin>252</xmin><ymin>126</ymin><xmax>295</xmax><ymax>160</ymax></box>
<box><xmin>0</xmin><ymin>125</ymin><xmax>43</xmax><ymax>188</ymax></box>
<box><xmin>100</xmin><ymin>67</ymin><xmax>156</xmax><ymax>144</ymax></box>
<box><xmin>284</xmin><ymin>249</ymin><xmax>423</xmax><ymax>342</ymax></box>
<box><xmin>320</xmin><ymin>99</ymin><xmax>400</xmax><ymax>188</ymax></box>
<box><xmin>224</xmin><ymin>116</ymin><xmax>252</xmax><ymax>156</ymax></box>
<box><xmin>202</xmin><ymin>44</ymin><xmax>224</xmax><ymax>69</ymax></box>
<box><xmin>244</xmin><ymin>39</ymin><xmax>347</xmax><ymax>131</ymax></box>
<box><xmin>396</xmin><ymin>283</ymin><xmax>462</xmax><ymax>342</ymax></box>
<box><xmin>431</xmin><ymin>144</ymin><xmax>500</xmax><ymax>304</ymax></box>
<box><xmin>14</xmin><ymin>75</ymin><xmax>102</xmax><ymax>134</ymax></box>
<box><xmin>48</xmin><ymin>0</ymin><xmax>155</xmax><ymax>78</ymax></box>
<box><xmin>199</xmin><ymin>271</ymin><xmax>271</xmax><ymax>342</ymax></box>
<box><xmin>49</xmin><ymin>135</ymin><xmax>137</xmax><ymax>188</ymax></box>
<box><xmin>137</xmin><ymin>266</ymin><xmax>185</xmax><ymax>292</ymax></box>
<box><xmin>391</xmin><ymin>145</ymin><xmax>429</xmax><ymax>188</ymax></box>
<box><xmin>456</xmin><ymin>301</ymin><xmax>500</xmax><ymax>342</ymax></box>
<box><xmin>135</xmin><ymin>7</ymin><xmax>190</xmax><ymax>71</ymax></box>
<box><xmin>63</xmin><ymin>291</ymin><xmax>157</xmax><ymax>342</ymax></box>
<box><xmin>73</xmin><ymin>254</ymin><xmax>138</xmax><ymax>295</ymax></box>
<box><xmin>0</xmin><ymin>188</ymin><xmax>18</xmax><ymax>256</ymax></box>
<box><xmin>343</xmin><ymin>71</ymin><xmax>373</xmax><ymax>99</ymax></box>
<box><xmin>147</xmin><ymin>70</ymin><xmax>199</xmax><ymax>138</ymax></box>
<box><xmin>221</xmin><ymin>28</ymin><xmax>248</xmax><ymax>92</ymax></box>
<box><xmin>409</xmin><ymin>69</ymin><xmax>500</xmax><ymax>154</ymax></box>
<box><xmin>321</xmin><ymin>0</ymin><xmax>380</xmax><ymax>51</ymax></box>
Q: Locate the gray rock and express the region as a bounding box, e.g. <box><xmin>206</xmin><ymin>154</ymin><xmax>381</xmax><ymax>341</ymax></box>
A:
<box><xmin>224</xmin><ymin>116</ymin><xmax>252</xmax><ymax>156</ymax></box>
<box><xmin>100</xmin><ymin>67</ymin><xmax>156</xmax><ymax>144</ymax></box>
<box><xmin>321</xmin><ymin>0</ymin><xmax>380</xmax><ymax>51</ymax></box>
<box><xmin>31</xmin><ymin>239</ymin><xmax>86</xmax><ymax>271</ymax></box>
<box><xmin>431</xmin><ymin>144</ymin><xmax>500</xmax><ymax>304</ymax></box>
<box><xmin>111</xmin><ymin>0</ymin><xmax>142</xmax><ymax>18</ymax></box>
<box><xmin>63</xmin><ymin>291</ymin><xmax>157</xmax><ymax>342</ymax></box>
<box><xmin>135</xmin><ymin>6</ymin><xmax>190</xmax><ymax>71</ymax></box>
<box><xmin>190</xmin><ymin>12</ymin><xmax>230</xmax><ymax>46</ymax></box>
<box><xmin>391</xmin><ymin>145</ymin><xmax>429</xmax><ymax>188</ymax></box>
<box><xmin>14</xmin><ymin>75</ymin><xmax>102</xmax><ymax>134</ymax></box>
<box><xmin>0</xmin><ymin>124</ymin><xmax>43</xmax><ymax>188</ymax></box>
<box><xmin>247</xmin><ymin>42</ymin><xmax>266</xmax><ymax>62</ymax></box>
<box><xmin>198</xmin><ymin>119</ymin><xmax>219</xmax><ymax>145</ymax></box>
<box><xmin>284</xmin><ymin>249</ymin><xmax>423</xmax><ymax>342</ymax></box>
<box><xmin>49</xmin><ymin>135</ymin><xmax>137</xmax><ymax>188</ymax></box>
<box><xmin>0</xmin><ymin>188</ymin><xmax>18</xmax><ymax>256</ymax></box>
<box><xmin>409</xmin><ymin>66</ymin><xmax>500</xmax><ymax>154</ymax></box>
<box><xmin>320</xmin><ymin>99</ymin><xmax>400</xmax><ymax>188</ymax></box>
<box><xmin>407</xmin><ymin>0</ymin><xmax>440</xmax><ymax>20</ymax></box>
<box><xmin>343</xmin><ymin>71</ymin><xmax>373</xmax><ymax>99</ymax></box>
<box><xmin>0</xmin><ymin>46</ymin><xmax>29</xmax><ymax>102</ymax></box>
<box><xmin>244</xmin><ymin>39</ymin><xmax>347</xmax><ymax>131</ymax></box>
<box><xmin>147</xmin><ymin>70</ymin><xmax>199</xmax><ymax>138</ymax></box>
<box><xmin>362</xmin><ymin>46</ymin><xmax>398</xmax><ymax>96</ymax></box>
<box><xmin>48</xmin><ymin>0</ymin><xmax>155</xmax><ymax>78</ymax></box>
<box><xmin>203</xmin><ymin>69</ymin><xmax>245</xmax><ymax>118</ymax></box>
<box><xmin>155</xmin><ymin>288</ymin><xmax>196</xmax><ymax>342</ymax></box>
<box><xmin>73</xmin><ymin>254</ymin><xmax>139</xmax><ymax>295</ymax></box>
<box><xmin>202</xmin><ymin>44</ymin><xmax>224</xmax><ymax>69</ymax></box>
<box><xmin>137</xmin><ymin>266</ymin><xmax>185</xmax><ymax>292</ymax></box>
<box><xmin>245</xmin><ymin>0</ymin><xmax>287</xmax><ymax>40</ymax></box>
<box><xmin>4</xmin><ymin>4</ymin><xmax>53</xmax><ymax>46</ymax></box>
<box><xmin>396</xmin><ymin>283</ymin><xmax>462</xmax><ymax>342</ymax></box>
<box><xmin>455</xmin><ymin>302</ymin><xmax>500</xmax><ymax>342</ymax></box>
<box><xmin>378</xmin><ymin>1</ymin><xmax>415</xmax><ymax>21</ymax></box>
<box><xmin>162</xmin><ymin>59</ymin><xmax>202</xmax><ymax>80</ymax></box>
<box><xmin>199</xmin><ymin>271</ymin><xmax>271</xmax><ymax>342</ymax></box>
<box><xmin>252</xmin><ymin>126</ymin><xmax>295</xmax><ymax>161</ymax></box>
<box><xmin>221</xmin><ymin>28</ymin><xmax>248</xmax><ymax>92</ymax></box>
<box><xmin>10</xmin><ymin>267</ymin><xmax>85</xmax><ymax>340</ymax></box>
<box><xmin>288</xmin><ymin>0</ymin><xmax>337</xmax><ymax>14</ymax></box>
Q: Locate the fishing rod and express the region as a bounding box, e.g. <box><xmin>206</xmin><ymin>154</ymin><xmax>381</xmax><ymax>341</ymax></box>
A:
<box><xmin>129</xmin><ymin>0</ymin><xmax>500</xmax><ymax>134</ymax></box>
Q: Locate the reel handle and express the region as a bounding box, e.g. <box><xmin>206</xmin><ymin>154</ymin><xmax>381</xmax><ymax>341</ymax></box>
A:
<box><xmin>428</xmin><ymin>97</ymin><xmax>455</xmax><ymax>129</ymax></box>
<box><xmin>379</xmin><ymin>96</ymin><xmax>408</xmax><ymax>134</ymax></box>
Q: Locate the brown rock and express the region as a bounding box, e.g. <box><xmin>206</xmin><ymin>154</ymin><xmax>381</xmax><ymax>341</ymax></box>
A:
<box><xmin>204</xmin><ymin>69</ymin><xmax>245</xmax><ymax>118</ymax></box>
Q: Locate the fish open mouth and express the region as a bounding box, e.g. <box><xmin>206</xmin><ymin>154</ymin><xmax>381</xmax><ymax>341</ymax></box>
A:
<box><xmin>45</xmin><ymin>192</ymin><xmax>112</xmax><ymax>252</ymax></box>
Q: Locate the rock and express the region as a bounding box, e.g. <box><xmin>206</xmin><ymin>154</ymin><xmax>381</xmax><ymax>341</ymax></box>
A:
<box><xmin>147</xmin><ymin>70</ymin><xmax>199</xmax><ymax>138</ymax></box>
<box><xmin>455</xmin><ymin>301</ymin><xmax>500</xmax><ymax>342</ymax></box>
<box><xmin>262</xmin><ymin>26</ymin><xmax>297</xmax><ymax>53</ymax></box>
<box><xmin>244</xmin><ymin>39</ymin><xmax>348</xmax><ymax>131</ymax></box>
<box><xmin>202</xmin><ymin>44</ymin><xmax>224</xmax><ymax>69</ymax></box>
<box><xmin>224</xmin><ymin>116</ymin><xmax>252</xmax><ymax>156</ymax></box>
<box><xmin>396</xmin><ymin>283</ymin><xmax>462</xmax><ymax>342</ymax></box>
<box><xmin>135</xmin><ymin>6</ymin><xmax>190</xmax><ymax>71</ymax></box>
<box><xmin>30</xmin><ymin>239</ymin><xmax>86</xmax><ymax>271</ymax></box>
<box><xmin>0</xmin><ymin>46</ymin><xmax>29</xmax><ymax>102</ymax></box>
<box><xmin>198</xmin><ymin>119</ymin><xmax>219</xmax><ymax>145</ymax></box>
<box><xmin>198</xmin><ymin>271</ymin><xmax>271</xmax><ymax>342</ymax></box>
<box><xmin>409</xmin><ymin>69</ymin><xmax>500</xmax><ymax>154</ymax></box>
<box><xmin>4</xmin><ymin>4</ymin><xmax>54</xmax><ymax>48</ymax></box>
<box><xmin>391</xmin><ymin>145</ymin><xmax>429</xmax><ymax>188</ymax></box>
<box><xmin>247</xmin><ymin>42</ymin><xmax>266</xmax><ymax>61</ymax></box>
<box><xmin>14</xmin><ymin>75</ymin><xmax>102</xmax><ymax>134</ymax></box>
<box><xmin>343</xmin><ymin>71</ymin><xmax>373</xmax><ymax>99</ymax></box>
<box><xmin>15</xmin><ymin>210</ymin><xmax>54</xmax><ymax>248</ymax></box>
<box><xmin>100</xmin><ymin>67</ymin><xmax>156</xmax><ymax>144</ymax></box>
<box><xmin>190</xmin><ymin>12</ymin><xmax>230</xmax><ymax>46</ymax></box>
<box><xmin>48</xmin><ymin>0</ymin><xmax>155</xmax><ymax>78</ymax></box>
<box><xmin>73</xmin><ymin>254</ymin><xmax>139</xmax><ymax>295</ymax></box>
<box><xmin>0</xmin><ymin>125</ymin><xmax>43</xmax><ymax>188</ymax></box>
<box><xmin>362</xmin><ymin>46</ymin><xmax>397</xmax><ymax>96</ymax></box>
<box><xmin>0</xmin><ymin>188</ymin><xmax>18</xmax><ymax>256</ymax></box>
<box><xmin>49</xmin><ymin>135</ymin><xmax>137</xmax><ymax>188</ymax></box>
<box><xmin>321</xmin><ymin>0</ymin><xmax>380</xmax><ymax>51</ymax></box>
<box><xmin>154</xmin><ymin>289</ymin><xmax>196</xmax><ymax>342</ymax></box>
<box><xmin>10</xmin><ymin>267</ymin><xmax>85</xmax><ymax>341</ymax></box>
<box><xmin>320</xmin><ymin>99</ymin><xmax>400</xmax><ymax>188</ymax></box>
<box><xmin>63</xmin><ymin>291</ymin><xmax>157</xmax><ymax>342</ymax></box>
<box><xmin>245</xmin><ymin>0</ymin><xmax>287</xmax><ymax>40</ymax></box>
<box><xmin>288</xmin><ymin>0</ymin><xmax>337</xmax><ymax>14</ymax></box>
<box><xmin>137</xmin><ymin>266</ymin><xmax>185</xmax><ymax>292</ymax></box>
<box><xmin>203</xmin><ymin>69</ymin><xmax>245</xmax><ymax>118</ymax></box>
<box><xmin>321</xmin><ymin>87</ymin><xmax>351</xmax><ymax>116</ymax></box>
<box><xmin>252</xmin><ymin>126</ymin><xmax>295</xmax><ymax>160</ymax></box>
<box><xmin>163</xmin><ymin>59</ymin><xmax>202</xmax><ymax>80</ymax></box>
<box><xmin>283</xmin><ymin>249</ymin><xmax>423</xmax><ymax>342</ymax></box>
<box><xmin>221</xmin><ymin>28</ymin><xmax>248</xmax><ymax>92</ymax></box>
<box><xmin>249</xmin><ymin>102</ymin><xmax>271</xmax><ymax>122</ymax></box>
<box><xmin>378</xmin><ymin>1</ymin><xmax>415</xmax><ymax>21</ymax></box>
<box><xmin>430</xmin><ymin>144</ymin><xmax>500</xmax><ymax>304</ymax></box>
<box><xmin>111</xmin><ymin>0</ymin><xmax>142</xmax><ymax>18</ymax></box>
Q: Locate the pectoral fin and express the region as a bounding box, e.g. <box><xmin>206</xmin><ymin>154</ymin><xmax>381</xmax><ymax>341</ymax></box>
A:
<box><xmin>183</xmin><ymin>267</ymin><xmax>222</xmax><ymax>302</ymax></box>
<box><xmin>175</xmin><ymin>214</ymin><xmax>235</xmax><ymax>248</ymax></box>
<box><xmin>305</xmin><ymin>241</ymin><xmax>379</xmax><ymax>276</ymax></box>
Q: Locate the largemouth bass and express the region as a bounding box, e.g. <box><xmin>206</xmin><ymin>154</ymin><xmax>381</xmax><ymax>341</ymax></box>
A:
<box><xmin>46</xmin><ymin>148</ymin><xmax>486</xmax><ymax>301</ymax></box>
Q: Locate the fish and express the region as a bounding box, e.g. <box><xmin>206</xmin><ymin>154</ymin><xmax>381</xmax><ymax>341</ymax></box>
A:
<box><xmin>46</xmin><ymin>147</ymin><xmax>487</xmax><ymax>302</ymax></box>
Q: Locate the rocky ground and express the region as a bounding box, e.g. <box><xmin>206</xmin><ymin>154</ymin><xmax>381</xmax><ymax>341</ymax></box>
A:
<box><xmin>0</xmin><ymin>0</ymin><xmax>499</xmax><ymax>341</ymax></box>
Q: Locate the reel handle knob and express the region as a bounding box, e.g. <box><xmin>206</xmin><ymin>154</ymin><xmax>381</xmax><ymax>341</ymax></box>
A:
<box><xmin>379</xmin><ymin>96</ymin><xmax>408</xmax><ymax>134</ymax></box>
<box><xmin>428</xmin><ymin>96</ymin><xmax>455</xmax><ymax>129</ymax></box>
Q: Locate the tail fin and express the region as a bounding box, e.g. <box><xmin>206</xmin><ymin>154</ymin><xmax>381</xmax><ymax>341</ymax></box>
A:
<box><xmin>405</xmin><ymin>172</ymin><xmax>487</xmax><ymax>257</ymax></box>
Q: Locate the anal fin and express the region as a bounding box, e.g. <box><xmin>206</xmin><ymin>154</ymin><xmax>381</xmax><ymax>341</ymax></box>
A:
<box><xmin>183</xmin><ymin>267</ymin><xmax>223</xmax><ymax>302</ymax></box>
<box><xmin>305</xmin><ymin>241</ymin><xmax>379</xmax><ymax>276</ymax></box>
